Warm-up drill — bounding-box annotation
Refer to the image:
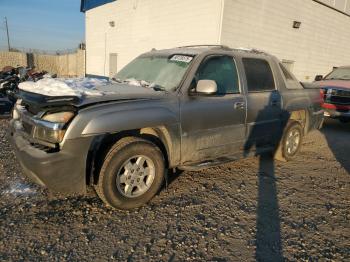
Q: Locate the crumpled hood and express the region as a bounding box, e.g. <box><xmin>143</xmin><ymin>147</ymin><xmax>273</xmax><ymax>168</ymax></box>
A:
<box><xmin>78</xmin><ymin>83</ymin><xmax>166</xmax><ymax>106</ymax></box>
<box><xmin>314</xmin><ymin>80</ymin><xmax>350</xmax><ymax>90</ymax></box>
<box><xmin>18</xmin><ymin>82</ymin><xmax>167</xmax><ymax>109</ymax></box>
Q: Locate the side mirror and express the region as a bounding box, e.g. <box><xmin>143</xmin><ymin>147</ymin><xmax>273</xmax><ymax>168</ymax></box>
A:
<box><xmin>314</xmin><ymin>75</ymin><xmax>323</xmax><ymax>81</ymax></box>
<box><xmin>195</xmin><ymin>80</ymin><xmax>217</xmax><ymax>95</ymax></box>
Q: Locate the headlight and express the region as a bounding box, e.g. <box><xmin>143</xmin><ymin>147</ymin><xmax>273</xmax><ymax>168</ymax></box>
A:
<box><xmin>13</xmin><ymin>101</ymin><xmax>24</xmax><ymax>120</ymax></box>
<box><xmin>32</xmin><ymin>111</ymin><xmax>75</xmax><ymax>144</ymax></box>
<box><xmin>12</xmin><ymin>108</ymin><xmax>20</xmax><ymax>120</ymax></box>
<box><xmin>42</xmin><ymin>111</ymin><xmax>75</xmax><ymax>124</ymax></box>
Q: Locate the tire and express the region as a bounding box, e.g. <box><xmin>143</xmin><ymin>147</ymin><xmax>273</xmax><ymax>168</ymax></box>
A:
<box><xmin>281</xmin><ymin>121</ymin><xmax>303</xmax><ymax>161</ymax></box>
<box><xmin>95</xmin><ymin>137</ymin><xmax>165</xmax><ymax>210</ymax></box>
<box><xmin>339</xmin><ymin>118</ymin><xmax>350</xmax><ymax>124</ymax></box>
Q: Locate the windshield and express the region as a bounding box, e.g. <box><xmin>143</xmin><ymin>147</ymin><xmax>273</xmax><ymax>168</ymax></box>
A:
<box><xmin>325</xmin><ymin>68</ymin><xmax>350</xmax><ymax>80</ymax></box>
<box><xmin>114</xmin><ymin>54</ymin><xmax>194</xmax><ymax>91</ymax></box>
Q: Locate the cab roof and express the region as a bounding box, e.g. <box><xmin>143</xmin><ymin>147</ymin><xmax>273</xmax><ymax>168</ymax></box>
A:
<box><xmin>148</xmin><ymin>45</ymin><xmax>274</xmax><ymax>58</ymax></box>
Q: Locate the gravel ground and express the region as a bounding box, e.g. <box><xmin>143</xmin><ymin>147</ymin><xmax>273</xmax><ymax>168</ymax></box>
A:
<box><xmin>0</xmin><ymin>119</ymin><xmax>349</xmax><ymax>261</ymax></box>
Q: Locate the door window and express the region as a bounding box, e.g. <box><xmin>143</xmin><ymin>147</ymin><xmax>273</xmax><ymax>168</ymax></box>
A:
<box><xmin>196</xmin><ymin>56</ymin><xmax>240</xmax><ymax>95</ymax></box>
<box><xmin>243</xmin><ymin>58</ymin><xmax>275</xmax><ymax>92</ymax></box>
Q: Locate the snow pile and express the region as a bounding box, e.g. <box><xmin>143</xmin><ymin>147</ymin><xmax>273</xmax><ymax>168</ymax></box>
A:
<box><xmin>2</xmin><ymin>180</ymin><xmax>37</xmax><ymax>197</ymax></box>
<box><xmin>19</xmin><ymin>77</ymin><xmax>110</xmax><ymax>97</ymax></box>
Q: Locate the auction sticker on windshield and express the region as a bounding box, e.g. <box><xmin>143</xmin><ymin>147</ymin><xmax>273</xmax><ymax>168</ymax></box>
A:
<box><xmin>170</xmin><ymin>55</ymin><xmax>193</xmax><ymax>63</ymax></box>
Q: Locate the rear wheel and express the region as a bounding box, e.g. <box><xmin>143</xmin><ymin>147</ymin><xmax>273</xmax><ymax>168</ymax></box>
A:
<box><xmin>281</xmin><ymin>121</ymin><xmax>303</xmax><ymax>161</ymax></box>
<box><xmin>95</xmin><ymin>137</ymin><xmax>165</xmax><ymax>210</ymax></box>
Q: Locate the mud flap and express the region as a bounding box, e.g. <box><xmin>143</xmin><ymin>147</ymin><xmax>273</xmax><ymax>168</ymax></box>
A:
<box><xmin>274</xmin><ymin>143</ymin><xmax>287</xmax><ymax>162</ymax></box>
<box><xmin>164</xmin><ymin>169</ymin><xmax>169</xmax><ymax>191</ymax></box>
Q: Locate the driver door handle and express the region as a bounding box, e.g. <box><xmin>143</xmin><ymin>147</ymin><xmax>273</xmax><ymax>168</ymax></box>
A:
<box><xmin>234</xmin><ymin>102</ymin><xmax>246</xmax><ymax>110</ymax></box>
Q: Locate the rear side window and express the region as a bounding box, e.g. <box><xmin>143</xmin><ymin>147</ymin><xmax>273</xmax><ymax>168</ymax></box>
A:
<box><xmin>197</xmin><ymin>56</ymin><xmax>240</xmax><ymax>95</ymax></box>
<box><xmin>242</xmin><ymin>58</ymin><xmax>275</xmax><ymax>92</ymax></box>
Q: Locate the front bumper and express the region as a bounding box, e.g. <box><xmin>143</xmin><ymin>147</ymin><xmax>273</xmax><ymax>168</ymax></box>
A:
<box><xmin>323</xmin><ymin>109</ymin><xmax>350</xmax><ymax>119</ymax></box>
<box><xmin>305</xmin><ymin>109</ymin><xmax>324</xmax><ymax>132</ymax></box>
<box><xmin>8</xmin><ymin>120</ymin><xmax>93</xmax><ymax>194</ymax></box>
<box><xmin>322</xmin><ymin>103</ymin><xmax>350</xmax><ymax>119</ymax></box>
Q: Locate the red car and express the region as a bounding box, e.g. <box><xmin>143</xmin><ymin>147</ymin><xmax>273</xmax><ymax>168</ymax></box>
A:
<box><xmin>314</xmin><ymin>66</ymin><xmax>350</xmax><ymax>123</ymax></box>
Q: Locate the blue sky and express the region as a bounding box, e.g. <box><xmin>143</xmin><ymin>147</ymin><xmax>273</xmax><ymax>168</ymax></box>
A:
<box><xmin>0</xmin><ymin>0</ymin><xmax>84</xmax><ymax>52</ymax></box>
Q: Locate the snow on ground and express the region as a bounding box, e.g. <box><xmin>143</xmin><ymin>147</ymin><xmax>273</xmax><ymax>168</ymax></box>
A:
<box><xmin>18</xmin><ymin>77</ymin><xmax>110</xmax><ymax>97</ymax></box>
<box><xmin>1</xmin><ymin>180</ymin><xmax>37</xmax><ymax>197</ymax></box>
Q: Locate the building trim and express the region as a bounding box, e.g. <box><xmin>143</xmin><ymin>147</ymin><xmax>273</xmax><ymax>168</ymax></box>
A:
<box><xmin>80</xmin><ymin>0</ymin><xmax>116</xmax><ymax>12</ymax></box>
<box><xmin>313</xmin><ymin>0</ymin><xmax>350</xmax><ymax>17</ymax></box>
<box><xmin>217</xmin><ymin>0</ymin><xmax>225</xmax><ymax>44</ymax></box>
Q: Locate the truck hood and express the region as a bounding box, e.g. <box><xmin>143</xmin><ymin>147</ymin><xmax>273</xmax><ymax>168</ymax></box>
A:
<box><xmin>314</xmin><ymin>80</ymin><xmax>350</xmax><ymax>90</ymax></box>
<box><xmin>18</xmin><ymin>83</ymin><xmax>168</xmax><ymax>110</ymax></box>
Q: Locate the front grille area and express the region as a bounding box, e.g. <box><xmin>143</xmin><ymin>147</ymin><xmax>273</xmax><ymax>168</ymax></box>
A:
<box><xmin>324</xmin><ymin>88</ymin><xmax>350</xmax><ymax>105</ymax></box>
<box><xmin>337</xmin><ymin>108</ymin><xmax>350</xmax><ymax>113</ymax></box>
<box><xmin>330</xmin><ymin>96</ymin><xmax>350</xmax><ymax>105</ymax></box>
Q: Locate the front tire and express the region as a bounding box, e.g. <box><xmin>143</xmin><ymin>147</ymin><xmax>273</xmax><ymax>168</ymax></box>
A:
<box><xmin>95</xmin><ymin>137</ymin><xmax>165</xmax><ymax>210</ymax></box>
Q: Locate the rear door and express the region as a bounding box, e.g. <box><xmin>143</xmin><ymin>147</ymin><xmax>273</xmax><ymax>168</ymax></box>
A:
<box><xmin>242</xmin><ymin>57</ymin><xmax>283</xmax><ymax>152</ymax></box>
<box><xmin>180</xmin><ymin>55</ymin><xmax>247</xmax><ymax>164</ymax></box>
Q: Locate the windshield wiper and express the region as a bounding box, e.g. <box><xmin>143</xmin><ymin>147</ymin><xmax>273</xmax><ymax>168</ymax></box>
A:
<box><xmin>111</xmin><ymin>78</ymin><xmax>124</xmax><ymax>83</ymax></box>
<box><xmin>127</xmin><ymin>79</ymin><xmax>167</xmax><ymax>92</ymax></box>
<box><xmin>146</xmin><ymin>83</ymin><xmax>167</xmax><ymax>92</ymax></box>
<box><xmin>112</xmin><ymin>78</ymin><xmax>167</xmax><ymax>92</ymax></box>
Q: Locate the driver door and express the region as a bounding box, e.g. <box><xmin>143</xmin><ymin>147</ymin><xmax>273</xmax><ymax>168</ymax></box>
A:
<box><xmin>180</xmin><ymin>55</ymin><xmax>247</xmax><ymax>165</ymax></box>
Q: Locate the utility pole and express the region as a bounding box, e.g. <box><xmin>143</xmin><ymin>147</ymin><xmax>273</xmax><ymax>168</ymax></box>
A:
<box><xmin>5</xmin><ymin>17</ymin><xmax>11</xmax><ymax>51</ymax></box>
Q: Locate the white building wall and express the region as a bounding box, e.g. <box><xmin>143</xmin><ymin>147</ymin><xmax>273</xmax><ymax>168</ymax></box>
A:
<box><xmin>85</xmin><ymin>0</ymin><xmax>224</xmax><ymax>77</ymax></box>
<box><xmin>221</xmin><ymin>0</ymin><xmax>350</xmax><ymax>81</ymax></box>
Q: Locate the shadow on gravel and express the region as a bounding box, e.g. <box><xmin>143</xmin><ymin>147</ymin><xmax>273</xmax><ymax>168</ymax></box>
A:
<box><xmin>322</xmin><ymin>119</ymin><xmax>350</xmax><ymax>175</ymax></box>
<box><xmin>254</xmin><ymin>155</ymin><xmax>283</xmax><ymax>260</ymax></box>
<box><xmin>167</xmin><ymin>169</ymin><xmax>183</xmax><ymax>187</ymax></box>
<box><xmin>244</xmin><ymin>94</ymin><xmax>289</xmax><ymax>261</ymax></box>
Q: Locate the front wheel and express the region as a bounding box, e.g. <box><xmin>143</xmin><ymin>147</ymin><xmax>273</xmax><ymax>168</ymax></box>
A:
<box><xmin>95</xmin><ymin>137</ymin><xmax>165</xmax><ymax>210</ymax></box>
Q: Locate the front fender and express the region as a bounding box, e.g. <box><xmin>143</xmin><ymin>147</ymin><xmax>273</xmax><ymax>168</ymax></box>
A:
<box><xmin>63</xmin><ymin>104</ymin><xmax>181</xmax><ymax>166</ymax></box>
<box><xmin>81</xmin><ymin>107</ymin><xmax>178</xmax><ymax>135</ymax></box>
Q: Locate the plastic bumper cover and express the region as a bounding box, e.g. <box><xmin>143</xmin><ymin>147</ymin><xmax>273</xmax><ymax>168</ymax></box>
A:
<box><xmin>8</xmin><ymin>120</ymin><xmax>93</xmax><ymax>194</ymax></box>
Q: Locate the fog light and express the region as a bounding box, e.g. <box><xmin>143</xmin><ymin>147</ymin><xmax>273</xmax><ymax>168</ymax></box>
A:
<box><xmin>33</xmin><ymin>126</ymin><xmax>66</xmax><ymax>144</ymax></box>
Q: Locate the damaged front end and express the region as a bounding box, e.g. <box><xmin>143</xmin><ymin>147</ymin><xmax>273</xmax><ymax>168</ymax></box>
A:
<box><xmin>11</xmin><ymin>91</ymin><xmax>80</xmax><ymax>150</ymax></box>
<box><xmin>8</xmin><ymin>91</ymin><xmax>92</xmax><ymax>194</ymax></box>
<box><xmin>12</xmin><ymin>103</ymin><xmax>76</xmax><ymax>149</ymax></box>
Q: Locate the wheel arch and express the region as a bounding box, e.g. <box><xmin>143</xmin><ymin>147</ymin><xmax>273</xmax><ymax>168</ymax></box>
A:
<box><xmin>85</xmin><ymin>126</ymin><xmax>176</xmax><ymax>186</ymax></box>
<box><xmin>288</xmin><ymin>109</ymin><xmax>309</xmax><ymax>134</ymax></box>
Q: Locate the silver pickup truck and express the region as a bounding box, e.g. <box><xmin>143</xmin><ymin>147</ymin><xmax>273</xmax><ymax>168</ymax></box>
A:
<box><xmin>9</xmin><ymin>45</ymin><xmax>324</xmax><ymax>209</ymax></box>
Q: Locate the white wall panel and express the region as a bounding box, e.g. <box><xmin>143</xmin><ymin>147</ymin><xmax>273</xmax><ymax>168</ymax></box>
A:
<box><xmin>85</xmin><ymin>0</ymin><xmax>223</xmax><ymax>76</ymax></box>
<box><xmin>221</xmin><ymin>0</ymin><xmax>350</xmax><ymax>81</ymax></box>
<box><xmin>86</xmin><ymin>0</ymin><xmax>350</xmax><ymax>81</ymax></box>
